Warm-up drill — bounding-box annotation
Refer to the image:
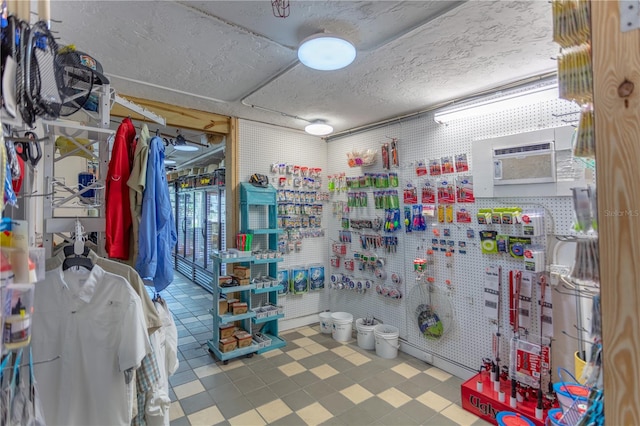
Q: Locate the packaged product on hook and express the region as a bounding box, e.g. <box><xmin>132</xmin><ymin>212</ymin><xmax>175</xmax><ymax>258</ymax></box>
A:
<box><xmin>308</xmin><ymin>264</ymin><xmax>325</xmax><ymax>290</ymax></box>
<box><xmin>2</xmin><ymin>284</ymin><xmax>35</xmax><ymax>350</ymax></box>
<box><xmin>290</xmin><ymin>267</ymin><xmax>308</xmax><ymax>294</ymax></box>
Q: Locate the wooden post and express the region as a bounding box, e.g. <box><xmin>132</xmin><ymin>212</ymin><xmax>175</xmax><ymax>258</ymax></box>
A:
<box><xmin>226</xmin><ymin>117</ymin><xmax>240</xmax><ymax>248</ymax></box>
<box><xmin>591</xmin><ymin>1</ymin><xmax>640</xmax><ymax>424</ymax></box>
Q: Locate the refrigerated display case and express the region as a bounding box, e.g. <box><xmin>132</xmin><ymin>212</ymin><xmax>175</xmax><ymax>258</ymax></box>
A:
<box><xmin>173</xmin><ymin>170</ymin><xmax>225</xmax><ymax>292</ymax></box>
<box><xmin>168</xmin><ymin>182</ymin><xmax>177</xmax><ymax>268</ymax></box>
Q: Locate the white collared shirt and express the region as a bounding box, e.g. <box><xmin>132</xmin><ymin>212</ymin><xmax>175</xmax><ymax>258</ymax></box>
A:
<box><xmin>32</xmin><ymin>265</ymin><xmax>151</xmax><ymax>426</ymax></box>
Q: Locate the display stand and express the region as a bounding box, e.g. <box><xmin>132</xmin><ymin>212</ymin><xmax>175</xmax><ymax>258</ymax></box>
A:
<box><xmin>207</xmin><ymin>254</ymin><xmax>260</xmax><ymax>364</ymax></box>
<box><xmin>206</xmin><ymin>183</ymin><xmax>285</xmax><ymax>363</ymax></box>
<box><xmin>461</xmin><ymin>373</ymin><xmax>549</xmax><ymax>426</ymax></box>
<box><xmin>240</xmin><ymin>183</ymin><xmax>286</xmax><ymax>355</ymax></box>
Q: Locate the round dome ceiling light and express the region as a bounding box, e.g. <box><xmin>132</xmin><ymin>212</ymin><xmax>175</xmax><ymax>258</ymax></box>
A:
<box><xmin>297</xmin><ymin>35</ymin><xmax>356</xmax><ymax>71</ymax></box>
<box><xmin>305</xmin><ymin>120</ymin><xmax>334</xmax><ymax>136</ymax></box>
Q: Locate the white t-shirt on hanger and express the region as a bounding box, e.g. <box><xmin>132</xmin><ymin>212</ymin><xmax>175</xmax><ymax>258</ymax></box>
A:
<box><xmin>32</xmin><ymin>265</ymin><xmax>151</xmax><ymax>426</ymax></box>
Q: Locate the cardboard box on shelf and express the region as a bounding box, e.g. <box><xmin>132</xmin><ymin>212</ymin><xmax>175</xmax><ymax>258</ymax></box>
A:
<box><xmin>235</xmin><ymin>331</ymin><xmax>253</xmax><ymax>348</ymax></box>
<box><xmin>231</xmin><ymin>276</ymin><xmax>250</xmax><ymax>286</ymax></box>
<box><xmin>233</xmin><ymin>266</ymin><xmax>250</xmax><ymax>279</ymax></box>
<box><xmin>226</xmin><ymin>298</ymin><xmax>239</xmax><ymax>313</ymax></box>
<box><xmin>219</xmin><ymin>337</ymin><xmax>238</xmax><ymax>353</ymax></box>
<box><xmin>219</xmin><ymin>275</ymin><xmax>234</xmax><ymax>286</ymax></box>
<box><xmin>218</xmin><ymin>298</ymin><xmax>228</xmax><ymax>313</ymax></box>
<box><xmin>219</xmin><ymin>324</ymin><xmax>236</xmax><ymax>339</ymax></box>
<box><xmin>231</xmin><ymin>302</ymin><xmax>248</xmax><ymax>315</ymax></box>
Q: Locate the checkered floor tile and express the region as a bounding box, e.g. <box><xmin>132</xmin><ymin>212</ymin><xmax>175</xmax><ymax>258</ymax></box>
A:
<box><xmin>156</xmin><ymin>274</ymin><xmax>491</xmax><ymax>426</ymax></box>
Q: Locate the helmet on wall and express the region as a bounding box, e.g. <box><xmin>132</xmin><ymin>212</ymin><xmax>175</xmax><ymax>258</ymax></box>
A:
<box><xmin>249</xmin><ymin>173</ymin><xmax>269</xmax><ymax>188</ymax></box>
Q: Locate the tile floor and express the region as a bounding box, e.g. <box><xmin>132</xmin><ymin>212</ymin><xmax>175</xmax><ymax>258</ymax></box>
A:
<box><xmin>160</xmin><ymin>273</ymin><xmax>491</xmax><ymax>426</ymax></box>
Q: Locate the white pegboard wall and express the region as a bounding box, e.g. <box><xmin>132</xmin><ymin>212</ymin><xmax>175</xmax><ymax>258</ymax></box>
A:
<box><xmin>238</xmin><ymin>120</ymin><xmax>330</xmax><ymax>321</ymax></box>
<box><xmin>326</xmin><ymin>97</ymin><xmax>581</xmax><ymax>375</ymax></box>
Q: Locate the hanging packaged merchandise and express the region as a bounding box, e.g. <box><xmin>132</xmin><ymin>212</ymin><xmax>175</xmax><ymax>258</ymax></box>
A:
<box><xmin>2</xmin><ymin>284</ymin><xmax>35</xmax><ymax>350</ymax></box>
<box><xmin>456</xmin><ymin>208</ymin><xmax>472</xmax><ymax>223</ymax></box>
<box><xmin>501</xmin><ymin>208</ymin><xmax>522</xmax><ymax>225</ymax></box>
<box><xmin>384</xmin><ymin>208</ymin><xmax>402</xmax><ymax>232</ymax></box>
<box><xmin>496</xmin><ymin>235</ymin><xmax>509</xmax><ymax>253</ymax></box>
<box><xmin>480</xmin><ymin>230</ymin><xmax>498</xmax><ymax>254</ymax></box>
<box><xmin>456</xmin><ymin>175</ymin><xmax>475</xmax><ymax>203</ymax></box>
<box><xmin>381</xmin><ymin>143</ymin><xmax>390</xmax><ymax>170</ymax></box>
<box><xmin>404</xmin><ymin>207</ymin><xmax>412</xmax><ymax>233</ymax></box>
<box><xmin>437</xmin><ymin>205</ymin><xmax>445</xmax><ymax>224</ymax></box>
<box><xmin>571</xmin><ymin>186</ymin><xmax>596</xmax><ymax>234</ymax></box>
<box><xmin>477</xmin><ymin>209</ymin><xmax>492</xmax><ymax>225</ymax></box>
<box><xmin>412</xmin><ymin>205</ymin><xmax>427</xmax><ymax>231</ymax></box>
<box><xmin>441</xmin><ymin>155</ymin><xmax>455</xmax><ymax>174</ymax></box>
<box><xmin>524</xmin><ymin>246</ymin><xmax>546</xmax><ymax>273</ymax></box>
<box><xmin>455</xmin><ymin>153</ymin><xmax>469</xmax><ymax>172</ymax></box>
<box><xmin>518</xmin><ymin>271</ymin><xmax>534</xmax><ymax>332</ymax></box>
<box><xmin>552</xmin><ymin>0</ymin><xmax>591</xmax><ymax>47</ymax></box>
<box><xmin>445</xmin><ymin>205</ymin><xmax>454</xmax><ymax>224</ymax></box>
<box><xmin>389</xmin><ymin>172</ymin><xmax>399</xmax><ymax>188</ymax></box>
<box><xmin>415</xmin><ymin>160</ymin><xmax>428</xmax><ymax>176</ymax></box>
<box><xmin>277</xmin><ymin>269</ymin><xmax>289</xmax><ymax>295</ymax></box>
<box><xmin>483</xmin><ymin>266</ymin><xmax>501</xmax><ymax>321</ymax></box>
<box><xmin>308</xmin><ymin>265</ymin><xmax>325</xmax><ymax>290</ymax></box>
<box><xmin>421</xmin><ymin>179</ymin><xmax>436</xmax><ymax>204</ymax></box>
<box><xmin>574</xmin><ymin>104</ymin><xmax>595</xmax><ymax>158</ymax></box>
<box><xmin>437</xmin><ymin>179</ymin><xmax>455</xmax><ymax>204</ymax></box>
<box><xmin>522</xmin><ymin>210</ymin><xmax>545</xmax><ymax>236</ymax></box>
<box><xmin>509</xmin><ymin>237</ymin><xmax>531</xmax><ymax>259</ymax></box>
<box><xmin>390</xmin><ymin>138</ymin><xmax>399</xmax><ymax>167</ymax></box>
<box><xmin>403</xmin><ymin>183</ymin><xmax>418</xmax><ymax>204</ymax></box>
<box><xmin>429</xmin><ymin>158</ymin><xmax>442</xmax><ymax>176</ymax></box>
<box><xmin>290</xmin><ymin>267</ymin><xmax>309</xmax><ymax>294</ymax></box>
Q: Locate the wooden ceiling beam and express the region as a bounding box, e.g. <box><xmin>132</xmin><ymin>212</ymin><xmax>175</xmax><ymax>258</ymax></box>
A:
<box><xmin>110</xmin><ymin>94</ymin><xmax>231</xmax><ymax>135</ymax></box>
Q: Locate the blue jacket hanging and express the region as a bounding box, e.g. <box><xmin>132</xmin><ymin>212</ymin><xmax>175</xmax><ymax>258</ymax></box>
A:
<box><xmin>135</xmin><ymin>136</ymin><xmax>177</xmax><ymax>292</ymax></box>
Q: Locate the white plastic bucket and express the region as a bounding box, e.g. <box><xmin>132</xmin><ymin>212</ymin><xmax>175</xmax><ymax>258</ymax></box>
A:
<box><xmin>374</xmin><ymin>324</ymin><xmax>400</xmax><ymax>359</ymax></box>
<box><xmin>319</xmin><ymin>311</ymin><xmax>332</xmax><ymax>334</ymax></box>
<box><xmin>356</xmin><ymin>318</ymin><xmax>379</xmax><ymax>350</ymax></box>
<box><xmin>331</xmin><ymin>312</ymin><xmax>354</xmax><ymax>342</ymax></box>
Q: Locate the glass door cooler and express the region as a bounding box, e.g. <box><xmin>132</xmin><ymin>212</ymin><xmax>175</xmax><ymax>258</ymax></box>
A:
<box><xmin>174</xmin><ymin>170</ymin><xmax>225</xmax><ymax>293</ymax></box>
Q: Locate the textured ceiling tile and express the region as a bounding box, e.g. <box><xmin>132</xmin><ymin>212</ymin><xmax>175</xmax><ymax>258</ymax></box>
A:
<box><xmin>49</xmin><ymin>0</ymin><xmax>559</xmax><ymax>133</ymax></box>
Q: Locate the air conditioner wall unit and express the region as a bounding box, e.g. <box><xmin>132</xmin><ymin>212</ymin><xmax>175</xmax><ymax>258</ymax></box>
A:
<box><xmin>492</xmin><ymin>141</ymin><xmax>556</xmax><ymax>185</ymax></box>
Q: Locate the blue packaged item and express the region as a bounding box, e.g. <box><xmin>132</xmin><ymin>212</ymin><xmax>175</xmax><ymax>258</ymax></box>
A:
<box><xmin>308</xmin><ymin>265</ymin><xmax>325</xmax><ymax>290</ymax></box>
<box><xmin>277</xmin><ymin>269</ymin><xmax>289</xmax><ymax>295</ymax></box>
<box><xmin>290</xmin><ymin>267</ymin><xmax>308</xmax><ymax>294</ymax></box>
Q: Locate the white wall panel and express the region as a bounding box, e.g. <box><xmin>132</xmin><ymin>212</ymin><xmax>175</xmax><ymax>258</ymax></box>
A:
<box><xmin>326</xmin><ymin>98</ymin><xmax>582</xmax><ymax>375</ymax></box>
<box><xmin>238</xmin><ymin>120</ymin><xmax>330</xmax><ymax>321</ymax></box>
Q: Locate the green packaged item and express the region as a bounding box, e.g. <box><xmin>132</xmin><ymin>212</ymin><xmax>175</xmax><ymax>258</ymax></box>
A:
<box><xmin>480</xmin><ymin>230</ymin><xmax>498</xmax><ymax>254</ymax></box>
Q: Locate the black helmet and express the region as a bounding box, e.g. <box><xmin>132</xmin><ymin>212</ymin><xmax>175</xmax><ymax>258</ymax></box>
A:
<box><xmin>249</xmin><ymin>173</ymin><xmax>269</xmax><ymax>188</ymax></box>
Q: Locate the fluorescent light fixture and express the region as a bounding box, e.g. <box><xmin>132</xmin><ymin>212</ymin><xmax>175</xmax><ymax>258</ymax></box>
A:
<box><xmin>173</xmin><ymin>144</ymin><xmax>198</xmax><ymax>152</ymax></box>
<box><xmin>305</xmin><ymin>120</ymin><xmax>334</xmax><ymax>136</ymax></box>
<box><xmin>164</xmin><ymin>159</ymin><xmax>176</xmax><ymax>165</ymax></box>
<box><xmin>298</xmin><ymin>35</ymin><xmax>356</xmax><ymax>71</ymax></box>
<box><xmin>434</xmin><ymin>81</ymin><xmax>559</xmax><ymax>124</ymax></box>
<box><xmin>172</xmin><ymin>134</ymin><xmax>199</xmax><ymax>151</ymax></box>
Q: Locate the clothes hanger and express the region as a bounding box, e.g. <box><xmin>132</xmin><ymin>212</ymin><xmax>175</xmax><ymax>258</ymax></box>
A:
<box><xmin>62</xmin><ymin>219</ymin><xmax>93</xmax><ymax>271</ymax></box>
<box><xmin>62</xmin><ymin>244</ymin><xmax>90</xmax><ymax>257</ymax></box>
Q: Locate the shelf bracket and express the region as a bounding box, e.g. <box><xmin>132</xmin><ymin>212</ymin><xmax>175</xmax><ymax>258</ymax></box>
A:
<box><xmin>620</xmin><ymin>0</ymin><xmax>640</xmax><ymax>32</ymax></box>
<box><xmin>113</xmin><ymin>94</ymin><xmax>166</xmax><ymax>126</ymax></box>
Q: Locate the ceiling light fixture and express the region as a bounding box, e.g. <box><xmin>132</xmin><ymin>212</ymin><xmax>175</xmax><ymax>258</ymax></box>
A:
<box><xmin>298</xmin><ymin>34</ymin><xmax>356</xmax><ymax>71</ymax></box>
<box><xmin>304</xmin><ymin>120</ymin><xmax>334</xmax><ymax>136</ymax></box>
<box><xmin>164</xmin><ymin>159</ymin><xmax>176</xmax><ymax>165</ymax></box>
<box><xmin>434</xmin><ymin>80</ymin><xmax>560</xmax><ymax>124</ymax></box>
